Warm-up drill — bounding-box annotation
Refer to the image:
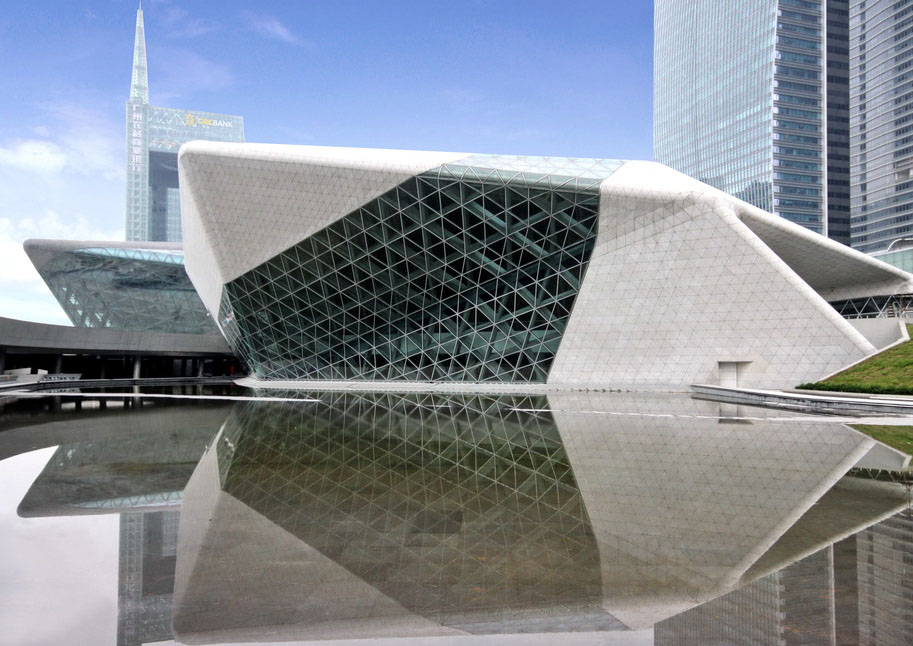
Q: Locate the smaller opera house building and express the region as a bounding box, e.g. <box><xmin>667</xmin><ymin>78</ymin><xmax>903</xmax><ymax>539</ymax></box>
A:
<box><xmin>24</xmin><ymin>239</ymin><xmax>215</xmax><ymax>335</ymax></box>
<box><xmin>174</xmin><ymin>143</ymin><xmax>913</xmax><ymax>390</ymax></box>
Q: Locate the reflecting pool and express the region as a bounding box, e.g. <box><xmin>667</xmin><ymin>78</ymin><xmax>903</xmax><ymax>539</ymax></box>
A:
<box><xmin>1</xmin><ymin>388</ymin><xmax>911</xmax><ymax>645</ymax></box>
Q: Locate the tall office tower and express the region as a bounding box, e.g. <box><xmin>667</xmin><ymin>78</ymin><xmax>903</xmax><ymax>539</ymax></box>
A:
<box><xmin>827</xmin><ymin>1</ymin><xmax>853</xmax><ymax>244</ymax></box>
<box><xmin>849</xmin><ymin>0</ymin><xmax>913</xmax><ymax>252</ymax></box>
<box><xmin>126</xmin><ymin>7</ymin><xmax>244</xmax><ymax>242</ymax></box>
<box><xmin>655</xmin><ymin>0</ymin><xmax>852</xmax><ymax>243</ymax></box>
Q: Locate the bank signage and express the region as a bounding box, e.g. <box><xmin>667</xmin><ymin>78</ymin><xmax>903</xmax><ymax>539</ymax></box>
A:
<box><xmin>185</xmin><ymin>113</ymin><xmax>234</xmax><ymax>128</ymax></box>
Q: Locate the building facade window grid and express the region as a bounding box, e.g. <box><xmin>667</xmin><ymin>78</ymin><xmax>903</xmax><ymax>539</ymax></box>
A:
<box><xmin>125</xmin><ymin>7</ymin><xmax>243</xmax><ymax>243</ymax></box>
<box><xmin>851</xmin><ymin>0</ymin><xmax>913</xmax><ymax>252</ymax></box>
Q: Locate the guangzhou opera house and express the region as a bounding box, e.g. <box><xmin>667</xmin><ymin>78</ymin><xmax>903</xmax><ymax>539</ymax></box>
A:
<box><xmin>24</xmin><ymin>239</ymin><xmax>216</xmax><ymax>335</ymax></box>
<box><xmin>177</xmin><ymin>142</ymin><xmax>913</xmax><ymax>390</ymax></box>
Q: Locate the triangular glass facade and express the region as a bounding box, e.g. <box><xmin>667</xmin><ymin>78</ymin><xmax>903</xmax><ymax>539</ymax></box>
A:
<box><xmin>38</xmin><ymin>247</ymin><xmax>216</xmax><ymax>334</ymax></box>
<box><xmin>218</xmin><ymin>159</ymin><xmax>621</xmax><ymax>382</ymax></box>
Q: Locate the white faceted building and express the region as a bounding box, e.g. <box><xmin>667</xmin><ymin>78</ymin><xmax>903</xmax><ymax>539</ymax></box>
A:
<box><xmin>178</xmin><ymin>142</ymin><xmax>913</xmax><ymax>390</ymax></box>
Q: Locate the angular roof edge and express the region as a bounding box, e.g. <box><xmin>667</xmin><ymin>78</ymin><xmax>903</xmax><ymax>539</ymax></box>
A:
<box><xmin>24</xmin><ymin>239</ymin><xmax>183</xmax><ymax>272</ymax></box>
<box><xmin>601</xmin><ymin>161</ymin><xmax>913</xmax><ymax>299</ymax></box>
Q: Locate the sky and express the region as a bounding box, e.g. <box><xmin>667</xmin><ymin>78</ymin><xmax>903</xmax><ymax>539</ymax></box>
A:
<box><xmin>0</xmin><ymin>0</ymin><xmax>654</xmax><ymax>325</ymax></box>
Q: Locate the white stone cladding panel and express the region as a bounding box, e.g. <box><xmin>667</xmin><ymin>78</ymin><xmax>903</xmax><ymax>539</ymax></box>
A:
<box><xmin>548</xmin><ymin>161</ymin><xmax>877</xmax><ymax>389</ymax></box>
<box><xmin>179</xmin><ymin>142</ymin><xmax>465</xmax><ymax>314</ymax></box>
<box><xmin>179</xmin><ymin>157</ymin><xmax>225</xmax><ymax>317</ymax></box>
<box><xmin>738</xmin><ymin>210</ymin><xmax>913</xmax><ymax>301</ymax></box>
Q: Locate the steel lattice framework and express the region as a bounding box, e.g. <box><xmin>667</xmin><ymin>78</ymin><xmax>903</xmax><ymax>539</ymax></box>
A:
<box><xmin>828</xmin><ymin>293</ymin><xmax>913</xmax><ymax>319</ymax></box>
<box><xmin>37</xmin><ymin>246</ymin><xmax>217</xmax><ymax>334</ymax></box>
<box><xmin>218</xmin><ymin>158</ymin><xmax>625</xmax><ymax>382</ymax></box>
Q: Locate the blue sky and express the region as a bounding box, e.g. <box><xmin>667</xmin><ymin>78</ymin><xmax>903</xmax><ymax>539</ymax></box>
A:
<box><xmin>0</xmin><ymin>0</ymin><xmax>654</xmax><ymax>324</ymax></box>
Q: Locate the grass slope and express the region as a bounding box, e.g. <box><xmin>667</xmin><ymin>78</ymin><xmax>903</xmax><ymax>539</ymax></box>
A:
<box><xmin>799</xmin><ymin>324</ymin><xmax>913</xmax><ymax>395</ymax></box>
<box><xmin>849</xmin><ymin>425</ymin><xmax>913</xmax><ymax>456</ymax></box>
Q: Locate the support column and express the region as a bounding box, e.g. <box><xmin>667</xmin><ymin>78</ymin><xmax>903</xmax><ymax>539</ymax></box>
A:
<box><xmin>0</xmin><ymin>349</ymin><xmax>6</xmax><ymax>373</ymax></box>
<box><xmin>181</xmin><ymin>358</ymin><xmax>188</xmax><ymax>377</ymax></box>
<box><xmin>99</xmin><ymin>357</ymin><xmax>106</xmax><ymax>379</ymax></box>
<box><xmin>53</xmin><ymin>355</ymin><xmax>63</xmax><ymax>374</ymax></box>
<box><xmin>197</xmin><ymin>359</ymin><xmax>205</xmax><ymax>377</ymax></box>
<box><xmin>133</xmin><ymin>356</ymin><xmax>142</xmax><ymax>379</ymax></box>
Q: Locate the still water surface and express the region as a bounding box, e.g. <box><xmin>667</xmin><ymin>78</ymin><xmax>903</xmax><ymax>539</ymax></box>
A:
<box><xmin>0</xmin><ymin>387</ymin><xmax>911</xmax><ymax>645</ymax></box>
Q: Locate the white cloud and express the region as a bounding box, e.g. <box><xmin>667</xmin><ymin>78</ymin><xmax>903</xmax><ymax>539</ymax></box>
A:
<box><xmin>41</xmin><ymin>102</ymin><xmax>124</xmax><ymax>180</ymax></box>
<box><xmin>166</xmin><ymin>19</ymin><xmax>220</xmax><ymax>39</ymax></box>
<box><xmin>152</xmin><ymin>0</ymin><xmax>220</xmax><ymax>39</ymax></box>
<box><xmin>0</xmin><ymin>211</ymin><xmax>121</xmax><ymax>324</ymax></box>
<box><xmin>241</xmin><ymin>11</ymin><xmax>301</xmax><ymax>45</ymax></box>
<box><xmin>0</xmin><ymin>140</ymin><xmax>68</xmax><ymax>174</ymax></box>
<box><xmin>0</xmin><ymin>103</ymin><xmax>123</xmax><ymax>181</ymax></box>
<box><xmin>154</xmin><ymin>48</ymin><xmax>234</xmax><ymax>104</ymax></box>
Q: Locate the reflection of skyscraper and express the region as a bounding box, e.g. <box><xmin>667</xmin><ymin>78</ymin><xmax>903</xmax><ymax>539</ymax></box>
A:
<box><xmin>126</xmin><ymin>7</ymin><xmax>243</xmax><ymax>242</ymax></box>
<box><xmin>656</xmin><ymin>507</ymin><xmax>913</xmax><ymax>646</ymax></box>
<box><xmin>655</xmin><ymin>547</ymin><xmax>836</xmax><ymax>645</ymax></box>
<box><xmin>171</xmin><ymin>393</ymin><xmax>908</xmax><ymax>642</ymax></box>
<box><xmin>118</xmin><ymin>511</ymin><xmax>181</xmax><ymax>646</ymax></box>
<box><xmin>856</xmin><ymin>509</ymin><xmax>913</xmax><ymax>645</ymax></box>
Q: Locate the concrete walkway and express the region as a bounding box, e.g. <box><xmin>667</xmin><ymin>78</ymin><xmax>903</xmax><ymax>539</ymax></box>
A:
<box><xmin>692</xmin><ymin>384</ymin><xmax>913</xmax><ymax>416</ymax></box>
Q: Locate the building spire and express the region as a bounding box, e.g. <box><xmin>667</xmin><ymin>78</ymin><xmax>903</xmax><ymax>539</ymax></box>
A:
<box><xmin>129</xmin><ymin>5</ymin><xmax>148</xmax><ymax>104</ymax></box>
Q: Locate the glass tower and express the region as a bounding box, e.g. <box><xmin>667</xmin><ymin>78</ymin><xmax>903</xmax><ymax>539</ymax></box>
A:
<box><xmin>655</xmin><ymin>0</ymin><xmax>851</xmax><ymax>243</ymax></box>
<box><xmin>125</xmin><ymin>7</ymin><xmax>244</xmax><ymax>242</ymax></box>
<box><xmin>849</xmin><ymin>0</ymin><xmax>913</xmax><ymax>252</ymax></box>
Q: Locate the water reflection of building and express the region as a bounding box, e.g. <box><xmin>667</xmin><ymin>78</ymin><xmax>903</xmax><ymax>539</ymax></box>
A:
<box><xmin>172</xmin><ymin>393</ymin><xmax>911</xmax><ymax>643</ymax></box>
<box><xmin>16</xmin><ymin>407</ymin><xmax>224</xmax><ymax>516</ymax></box>
<box><xmin>6</xmin><ymin>401</ymin><xmax>229</xmax><ymax>646</ymax></box>
<box><xmin>118</xmin><ymin>511</ymin><xmax>180</xmax><ymax>646</ymax></box>
<box><xmin>176</xmin><ymin>394</ymin><xmax>623</xmax><ymax>641</ymax></box>
<box><xmin>656</xmin><ymin>547</ymin><xmax>836</xmax><ymax>645</ymax></box>
<box><xmin>856</xmin><ymin>509</ymin><xmax>913</xmax><ymax>645</ymax></box>
<box><xmin>655</xmin><ymin>508</ymin><xmax>913</xmax><ymax>646</ymax></box>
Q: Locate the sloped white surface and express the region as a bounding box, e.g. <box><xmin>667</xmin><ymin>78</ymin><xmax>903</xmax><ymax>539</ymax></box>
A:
<box><xmin>179</xmin><ymin>142</ymin><xmax>465</xmax><ymax>314</ymax></box>
<box><xmin>549</xmin><ymin>161</ymin><xmax>877</xmax><ymax>389</ymax></box>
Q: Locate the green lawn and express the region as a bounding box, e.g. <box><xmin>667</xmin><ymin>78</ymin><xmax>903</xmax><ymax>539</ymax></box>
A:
<box><xmin>849</xmin><ymin>425</ymin><xmax>913</xmax><ymax>456</ymax></box>
<box><xmin>798</xmin><ymin>324</ymin><xmax>913</xmax><ymax>395</ymax></box>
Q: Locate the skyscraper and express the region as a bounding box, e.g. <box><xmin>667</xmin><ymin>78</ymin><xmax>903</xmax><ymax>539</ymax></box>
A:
<box><xmin>126</xmin><ymin>7</ymin><xmax>244</xmax><ymax>242</ymax></box>
<box><xmin>654</xmin><ymin>0</ymin><xmax>851</xmax><ymax>244</ymax></box>
<box><xmin>849</xmin><ymin>0</ymin><xmax>913</xmax><ymax>252</ymax></box>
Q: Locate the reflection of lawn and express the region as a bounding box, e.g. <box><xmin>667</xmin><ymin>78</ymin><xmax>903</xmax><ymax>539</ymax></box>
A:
<box><xmin>798</xmin><ymin>325</ymin><xmax>913</xmax><ymax>395</ymax></box>
<box><xmin>850</xmin><ymin>425</ymin><xmax>913</xmax><ymax>456</ymax></box>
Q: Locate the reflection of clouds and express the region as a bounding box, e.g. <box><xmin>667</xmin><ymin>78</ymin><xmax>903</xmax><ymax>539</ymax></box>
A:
<box><xmin>0</xmin><ymin>449</ymin><xmax>118</xmax><ymax>646</ymax></box>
